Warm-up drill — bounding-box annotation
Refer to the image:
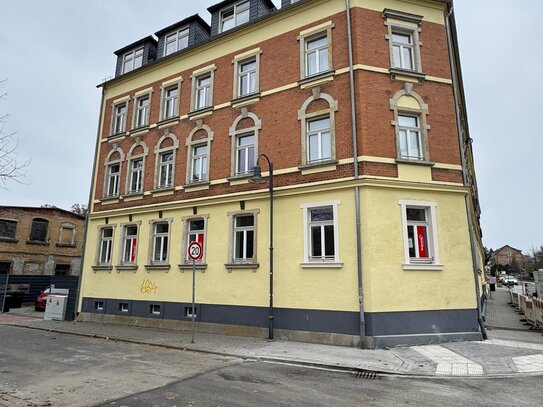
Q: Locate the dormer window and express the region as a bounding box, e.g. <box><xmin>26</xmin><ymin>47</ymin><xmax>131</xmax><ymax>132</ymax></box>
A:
<box><xmin>220</xmin><ymin>0</ymin><xmax>250</xmax><ymax>33</ymax></box>
<box><xmin>164</xmin><ymin>28</ymin><xmax>189</xmax><ymax>56</ymax></box>
<box><xmin>122</xmin><ymin>47</ymin><xmax>143</xmax><ymax>74</ymax></box>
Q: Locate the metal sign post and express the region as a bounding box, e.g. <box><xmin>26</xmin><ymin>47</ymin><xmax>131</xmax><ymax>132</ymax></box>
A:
<box><xmin>187</xmin><ymin>241</ymin><xmax>203</xmax><ymax>344</ymax></box>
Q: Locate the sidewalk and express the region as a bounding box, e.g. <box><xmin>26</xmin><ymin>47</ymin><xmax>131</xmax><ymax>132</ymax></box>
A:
<box><xmin>2</xmin><ymin>287</ymin><xmax>542</xmax><ymax>378</ymax></box>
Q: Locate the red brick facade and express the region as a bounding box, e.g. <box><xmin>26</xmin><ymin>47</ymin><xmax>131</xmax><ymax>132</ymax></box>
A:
<box><xmin>93</xmin><ymin>6</ymin><xmax>462</xmax><ymax>213</ymax></box>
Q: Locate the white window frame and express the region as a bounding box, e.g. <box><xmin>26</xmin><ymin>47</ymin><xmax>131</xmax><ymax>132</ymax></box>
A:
<box><xmin>157</xmin><ymin>151</ymin><xmax>174</xmax><ymax>189</ymax></box>
<box><xmin>119</xmin><ymin>223</ymin><xmax>140</xmax><ymax>266</ymax></box>
<box><xmin>399</xmin><ymin>200</ymin><xmax>442</xmax><ymax>271</ymax></box>
<box><xmin>112</xmin><ymin>103</ymin><xmax>127</xmax><ymax>135</ymax></box>
<box><xmin>164</xmin><ymin>27</ymin><xmax>189</xmax><ymax>56</ymax></box>
<box><xmin>106</xmin><ymin>162</ymin><xmax>121</xmax><ymax>197</ymax></box>
<box><xmin>195</xmin><ymin>74</ymin><xmax>211</xmax><ymax>110</ymax></box>
<box><xmin>121</xmin><ymin>47</ymin><xmax>143</xmax><ymax>74</ymax></box>
<box><xmin>161</xmin><ymin>85</ymin><xmax>179</xmax><ymax>120</ymax></box>
<box><xmin>391</xmin><ymin>31</ymin><xmax>415</xmax><ymax>70</ymax></box>
<box><xmin>190</xmin><ymin>144</ymin><xmax>208</xmax><ymax>183</ymax></box>
<box><xmin>149</xmin><ymin>219</ymin><xmax>172</xmax><ymax>266</ymax></box>
<box><xmin>185</xmin><ymin>123</ymin><xmax>213</xmax><ymax>185</ymax></box>
<box><xmin>154</xmin><ymin>133</ymin><xmax>179</xmax><ymax>190</ymax></box>
<box><xmin>305</xmin><ymin>34</ymin><xmax>329</xmax><ymax>77</ymax></box>
<box><xmin>133</xmin><ymin>94</ymin><xmax>150</xmax><ymax>129</ymax></box>
<box><xmin>227</xmin><ymin>210</ymin><xmax>259</xmax><ymax>265</ymax></box>
<box><xmin>232</xmin><ymin>48</ymin><xmax>261</xmax><ymax>100</ymax></box>
<box><xmin>298</xmin><ymin>22</ymin><xmax>334</xmax><ymax>79</ymax></box>
<box><xmin>383</xmin><ymin>9</ymin><xmax>423</xmax><ymax>74</ymax></box>
<box><xmin>128</xmin><ymin>157</ymin><xmax>144</xmax><ymax>194</ymax></box>
<box><xmin>300</xmin><ymin>200</ymin><xmax>341</xmax><ymax>268</ymax></box>
<box><xmin>220</xmin><ymin>0</ymin><xmax>250</xmax><ymax>33</ymax></box>
<box><xmin>229</xmin><ymin>111</ymin><xmax>261</xmax><ymax>178</ymax></box>
<box><xmin>306</xmin><ymin>115</ymin><xmax>332</xmax><ymax>163</ymax></box>
<box><xmin>182</xmin><ymin>215</ymin><xmax>209</xmax><ymax>265</ymax></box>
<box><xmin>397</xmin><ymin>114</ymin><xmax>423</xmax><ymax>160</ymax></box>
<box><xmin>96</xmin><ymin>226</ymin><xmax>115</xmax><ymax>266</ymax></box>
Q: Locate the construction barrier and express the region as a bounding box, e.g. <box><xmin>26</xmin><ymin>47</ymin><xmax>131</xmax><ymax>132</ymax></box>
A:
<box><xmin>534</xmin><ymin>298</ymin><xmax>543</xmax><ymax>329</ymax></box>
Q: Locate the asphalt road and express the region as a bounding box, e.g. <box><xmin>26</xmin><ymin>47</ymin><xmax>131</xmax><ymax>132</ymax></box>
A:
<box><xmin>1</xmin><ymin>326</ymin><xmax>541</xmax><ymax>407</ymax></box>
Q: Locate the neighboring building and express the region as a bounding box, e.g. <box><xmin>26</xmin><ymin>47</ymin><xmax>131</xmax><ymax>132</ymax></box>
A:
<box><xmin>490</xmin><ymin>245</ymin><xmax>527</xmax><ymax>270</ymax></box>
<box><xmin>0</xmin><ymin>206</ymin><xmax>85</xmax><ymax>275</ymax></box>
<box><xmin>79</xmin><ymin>0</ymin><xmax>484</xmax><ymax>348</ymax></box>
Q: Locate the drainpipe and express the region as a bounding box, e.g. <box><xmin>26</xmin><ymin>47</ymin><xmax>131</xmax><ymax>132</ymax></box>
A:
<box><xmin>345</xmin><ymin>0</ymin><xmax>366</xmax><ymax>348</ymax></box>
<box><xmin>74</xmin><ymin>86</ymin><xmax>106</xmax><ymax>318</ymax></box>
<box><xmin>444</xmin><ymin>5</ymin><xmax>487</xmax><ymax>340</ymax></box>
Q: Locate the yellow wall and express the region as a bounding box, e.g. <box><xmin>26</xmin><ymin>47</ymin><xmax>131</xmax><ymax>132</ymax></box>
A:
<box><xmin>361</xmin><ymin>184</ymin><xmax>476</xmax><ymax>312</ymax></box>
<box><xmin>80</xmin><ymin>187</ymin><xmax>360</xmax><ymax>312</ymax></box>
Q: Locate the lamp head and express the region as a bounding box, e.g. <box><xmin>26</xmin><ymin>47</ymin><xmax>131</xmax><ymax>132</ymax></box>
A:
<box><xmin>249</xmin><ymin>165</ymin><xmax>265</xmax><ymax>184</ymax></box>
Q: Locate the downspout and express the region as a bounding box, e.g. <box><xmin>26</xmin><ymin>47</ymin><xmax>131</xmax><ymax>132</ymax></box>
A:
<box><xmin>345</xmin><ymin>0</ymin><xmax>366</xmax><ymax>348</ymax></box>
<box><xmin>444</xmin><ymin>5</ymin><xmax>487</xmax><ymax>340</ymax></box>
<box><xmin>74</xmin><ymin>86</ymin><xmax>106</xmax><ymax>318</ymax></box>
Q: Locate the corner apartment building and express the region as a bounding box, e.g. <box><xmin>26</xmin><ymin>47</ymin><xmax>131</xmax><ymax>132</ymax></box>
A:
<box><xmin>78</xmin><ymin>0</ymin><xmax>485</xmax><ymax>348</ymax></box>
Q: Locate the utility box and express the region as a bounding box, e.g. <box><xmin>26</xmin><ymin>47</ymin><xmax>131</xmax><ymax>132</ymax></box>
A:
<box><xmin>44</xmin><ymin>294</ymin><xmax>68</xmax><ymax>321</ymax></box>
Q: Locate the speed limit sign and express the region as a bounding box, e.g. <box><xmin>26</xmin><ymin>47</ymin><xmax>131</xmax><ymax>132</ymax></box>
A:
<box><xmin>187</xmin><ymin>241</ymin><xmax>203</xmax><ymax>261</ymax></box>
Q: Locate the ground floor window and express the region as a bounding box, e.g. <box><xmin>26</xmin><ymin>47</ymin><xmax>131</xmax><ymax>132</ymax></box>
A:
<box><xmin>300</xmin><ymin>200</ymin><xmax>341</xmax><ymax>267</ymax></box>
<box><xmin>399</xmin><ymin>200</ymin><xmax>442</xmax><ymax>270</ymax></box>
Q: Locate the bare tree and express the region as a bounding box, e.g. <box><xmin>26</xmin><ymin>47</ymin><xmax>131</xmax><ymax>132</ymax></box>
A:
<box><xmin>0</xmin><ymin>79</ymin><xmax>29</xmax><ymax>188</ymax></box>
<box><xmin>71</xmin><ymin>203</ymin><xmax>88</xmax><ymax>216</ymax></box>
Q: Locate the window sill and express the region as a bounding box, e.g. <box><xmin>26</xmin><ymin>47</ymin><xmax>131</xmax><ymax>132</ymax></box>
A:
<box><xmin>403</xmin><ymin>263</ymin><xmax>444</xmax><ymax>271</ymax></box>
<box><xmin>144</xmin><ymin>264</ymin><xmax>171</xmax><ymax>272</ymax></box>
<box><xmin>227</xmin><ymin>173</ymin><xmax>252</xmax><ymax>186</ymax></box>
<box><xmin>150</xmin><ymin>187</ymin><xmax>174</xmax><ymax>197</ymax></box>
<box><xmin>0</xmin><ymin>237</ymin><xmax>18</xmax><ymax>243</ymax></box>
<box><xmin>183</xmin><ymin>181</ymin><xmax>210</xmax><ymax>192</ymax></box>
<box><xmin>122</xmin><ymin>192</ymin><xmax>144</xmax><ymax>201</ymax></box>
<box><xmin>129</xmin><ymin>126</ymin><xmax>150</xmax><ymax>136</ymax></box>
<box><xmin>56</xmin><ymin>243</ymin><xmax>76</xmax><ymax>248</ymax></box>
<box><xmin>108</xmin><ymin>132</ymin><xmax>127</xmax><ymax>143</ymax></box>
<box><xmin>298</xmin><ymin>70</ymin><xmax>335</xmax><ymax>89</ymax></box>
<box><xmin>300</xmin><ymin>262</ymin><xmax>343</xmax><ymax>269</ymax></box>
<box><xmin>396</xmin><ymin>158</ymin><xmax>435</xmax><ymax>167</ymax></box>
<box><xmin>116</xmin><ymin>264</ymin><xmax>138</xmax><ymax>272</ymax></box>
<box><xmin>157</xmin><ymin>116</ymin><xmax>180</xmax><ymax>128</ymax></box>
<box><xmin>298</xmin><ymin>159</ymin><xmax>338</xmax><ymax>175</ymax></box>
<box><xmin>231</xmin><ymin>93</ymin><xmax>261</xmax><ymax>108</ymax></box>
<box><xmin>101</xmin><ymin>195</ymin><xmax>121</xmax><ymax>202</ymax></box>
<box><xmin>188</xmin><ymin>106</ymin><xmax>213</xmax><ymax>120</ymax></box>
<box><xmin>92</xmin><ymin>265</ymin><xmax>112</xmax><ymax>273</ymax></box>
<box><xmin>389</xmin><ymin>68</ymin><xmax>426</xmax><ymax>84</ymax></box>
<box><xmin>225</xmin><ymin>263</ymin><xmax>259</xmax><ymax>272</ymax></box>
<box><xmin>26</xmin><ymin>240</ymin><xmax>49</xmax><ymax>246</ymax></box>
<box><xmin>179</xmin><ymin>263</ymin><xmax>207</xmax><ymax>272</ymax></box>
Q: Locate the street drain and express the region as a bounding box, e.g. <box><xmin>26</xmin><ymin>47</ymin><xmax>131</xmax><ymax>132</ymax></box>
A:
<box><xmin>353</xmin><ymin>370</ymin><xmax>380</xmax><ymax>379</ymax></box>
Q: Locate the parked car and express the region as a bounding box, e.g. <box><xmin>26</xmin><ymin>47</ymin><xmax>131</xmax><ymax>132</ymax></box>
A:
<box><xmin>502</xmin><ymin>276</ymin><xmax>518</xmax><ymax>286</ymax></box>
<box><xmin>34</xmin><ymin>289</ymin><xmax>51</xmax><ymax>311</ymax></box>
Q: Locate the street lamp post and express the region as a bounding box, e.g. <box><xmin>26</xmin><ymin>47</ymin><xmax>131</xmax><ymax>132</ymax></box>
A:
<box><xmin>250</xmin><ymin>154</ymin><xmax>274</xmax><ymax>340</ymax></box>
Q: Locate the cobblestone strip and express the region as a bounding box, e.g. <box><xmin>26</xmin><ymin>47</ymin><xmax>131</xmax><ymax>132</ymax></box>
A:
<box><xmin>413</xmin><ymin>345</ymin><xmax>484</xmax><ymax>376</ymax></box>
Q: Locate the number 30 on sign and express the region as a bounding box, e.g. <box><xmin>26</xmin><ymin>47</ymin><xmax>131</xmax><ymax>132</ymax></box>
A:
<box><xmin>187</xmin><ymin>241</ymin><xmax>203</xmax><ymax>261</ymax></box>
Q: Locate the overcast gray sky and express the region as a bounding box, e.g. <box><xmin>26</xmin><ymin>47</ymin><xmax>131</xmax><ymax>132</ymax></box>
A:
<box><xmin>0</xmin><ymin>1</ymin><xmax>541</xmax><ymax>253</ymax></box>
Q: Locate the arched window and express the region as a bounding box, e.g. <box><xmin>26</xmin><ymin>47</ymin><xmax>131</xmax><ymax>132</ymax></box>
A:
<box><xmin>186</xmin><ymin>121</ymin><xmax>213</xmax><ymax>184</ymax></box>
<box><xmin>103</xmin><ymin>145</ymin><xmax>125</xmax><ymax>198</ymax></box>
<box><xmin>297</xmin><ymin>88</ymin><xmax>338</xmax><ymax>166</ymax></box>
<box><xmin>228</xmin><ymin>108</ymin><xmax>262</xmax><ymax>177</ymax></box>
<box><xmin>154</xmin><ymin>130</ymin><xmax>179</xmax><ymax>190</ymax></box>
<box><xmin>125</xmin><ymin>139</ymin><xmax>149</xmax><ymax>195</ymax></box>
<box><xmin>389</xmin><ymin>85</ymin><xmax>430</xmax><ymax>162</ymax></box>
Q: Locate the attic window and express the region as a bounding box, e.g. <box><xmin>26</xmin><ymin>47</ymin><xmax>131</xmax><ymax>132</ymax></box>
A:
<box><xmin>220</xmin><ymin>0</ymin><xmax>250</xmax><ymax>33</ymax></box>
<box><xmin>164</xmin><ymin>28</ymin><xmax>189</xmax><ymax>56</ymax></box>
<box><xmin>122</xmin><ymin>47</ymin><xmax>144</xmax><ymax>74</ymax></box>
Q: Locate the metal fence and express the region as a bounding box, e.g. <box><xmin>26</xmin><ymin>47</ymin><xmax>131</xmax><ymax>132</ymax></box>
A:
<box><xmin>0</xmin><ymin>274</ymin><xmax>79</xmax><ymax>320</ymax></box>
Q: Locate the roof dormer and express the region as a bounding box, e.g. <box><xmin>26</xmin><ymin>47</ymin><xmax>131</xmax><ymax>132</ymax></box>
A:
<box><xmin>155</xmin><ymin>14</ymin><xmax>211</xmax><ymax>59</ymax></box>
<box><xmin>208</xmin><ymin>0</ymin><xmax>276</xmax><ymax>36</ymax></box>
<box><xmin>114</xmin><ymin>36</ymin><xmax>158</xmax><ymax>77</ymax></box>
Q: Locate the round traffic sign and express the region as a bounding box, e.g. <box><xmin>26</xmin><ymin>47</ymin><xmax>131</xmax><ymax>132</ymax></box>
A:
<box><xmin>187</xmin><ymin>241</ymin><xmax>203</xmax><ymax>261</ymax></box>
